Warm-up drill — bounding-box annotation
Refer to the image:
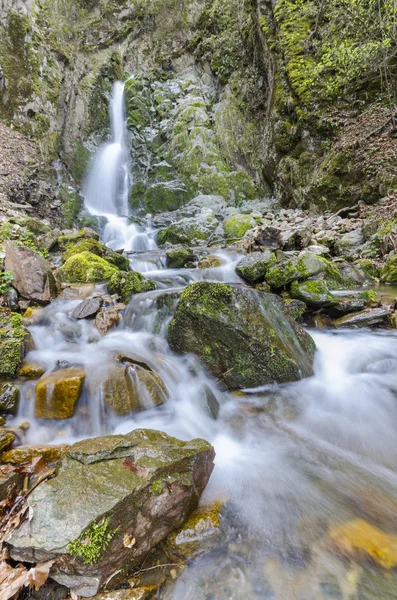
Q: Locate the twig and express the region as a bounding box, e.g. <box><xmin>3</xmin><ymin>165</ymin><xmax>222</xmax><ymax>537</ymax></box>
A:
<box><xmin>132</xmin><ymin>562</ymin><xmax>180</xmax><ymax>576</ymax></box>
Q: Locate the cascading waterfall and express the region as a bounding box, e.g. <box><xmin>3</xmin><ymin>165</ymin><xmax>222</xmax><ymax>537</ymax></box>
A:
<box><xmin>83</xmin><ymin>80</ymin><xmax>157</xmax><ymax>253</ymax></box>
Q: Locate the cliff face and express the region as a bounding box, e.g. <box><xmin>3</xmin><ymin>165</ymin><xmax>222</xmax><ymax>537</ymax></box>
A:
<box><xmin>0</xmin><ymin>0</ymin><xmax>396</xmax><ymax>222</ymax></box>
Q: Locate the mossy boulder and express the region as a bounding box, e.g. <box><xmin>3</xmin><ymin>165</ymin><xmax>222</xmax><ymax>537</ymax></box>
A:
<box><xmin>290</xmin><ymin>280</ymin><xmax>337</xmax><ymax>308</ymax></box>
<box><xmin>144</xmin><ymin>182</ymin><xmax>188</xmax><ymax>214</ymax></box>
<box><xmin>0</xmin><ymin>445</ymin><xmax>69</xmax><ymax>465</ymax></box>
<box><xmin>167</xmin><ymin>282</ymin><xmax>315</xmax><ymax>390</ymax></box>
<box><xmin>8</xmin><ymin>429</ymin><xmax>215</xmax><ymax>597</ymax></box>
<box><xmin>35</xmin><ymin>367</ymin><xmax>85</xmax><ymax>419</ymax></box>
<box><xmin>0</xmin><ymin>382</ymin><xmax>19</xmax><ymax>415</ymax></box>
<box><xmin>102</xmin><ymin>365</ymin><xmax>168</xmax><ymax>416</ymax></box>
<box><xmin>57</xmin><ymin>228</ymin><xmax>99</xmax><ymax>252</ymax></box>
<box><xmin>0</xmin><ymin>309</ymin><xmax>29</xmax><ymax>378</ymax></box>
<box><xmin>223</xmin><ymin>214</ymin><xmax>256</xmax><ymax>240</ymax></box>
<box><xmin>0</xmin><ymin>429</ymin><xmax>15</xmax><ymax>453</ymax></box>
<box><xmin>57</xmin><ymin>252</ymin><xmax>119</xmax><ymax>284</ymax></box>
<box><xmin>157</xmin><ymin>214</ymin><xmax>219</xmax><ymax>246</ymax></box>
<box><xmin>355</xmin><ymin>259</ymin><xmax>379</xmax><ymax>280</ymax></box>
<box><xmin>107</xmin><ymin>271</ymin><xmax>156</xmax><ymax>303</ymax></box>
<box><xmin>236</xmin><ymin>251</ymin><xmax>276</xmax><ymax>284</ymax></box>
<box><xmin>63</xmin><ymin>240</ymin><xmax>130</xmax><ymax>272</ymax></box>
<box><xmin>381</xmin><ymin>256</ymin><xmax>397</xmax><ymax>283</ymax></box>
<box><xmin>166</xmin><ymin>247</ymin><xmax>196</xmax><ymax>269</ymax></box>
<box><xmin>17</xmin><ymin>361</ymin><xmax>45</xmax><ymax>380</ymax></box>
<box><xmin>266</xmin><ymin>252</ymin><xmax>328</xmax><ymax>289</ymax></box>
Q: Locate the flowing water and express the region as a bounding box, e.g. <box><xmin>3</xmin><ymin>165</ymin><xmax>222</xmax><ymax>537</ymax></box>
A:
<box><xmin>15</xmin><ymin>84</ymin><xmax>397</xmax><ymax>598</ymax></box>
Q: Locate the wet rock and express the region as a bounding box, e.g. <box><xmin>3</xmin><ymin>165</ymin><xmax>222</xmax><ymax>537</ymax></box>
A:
<box><xmin>355</xmin><ymin>258</ymin><xmax>379</xmax><ymax>280</ymax></box>
<box><xmin>7</xmin><ymin>429</ymin><xmax>215</xmax><ymax>597</ymax></box>
<box><xmin>198</xmin><ymin>255</ymin><xmax>222</xmax><ymax>269</ymax></box>
<box><xmin>283</xmin><ymin>299</ymin><xmax>307</xmax><ymax>322</ymax></box>
<box><xmin>0</xmin><ymin>309</ymin><xmax>30</xmax><ymax>378</ymax></box>
<box><xmin>290</xmin><ymin>280</ymin><xmax>337</xmax><ymax>308</ymax></box>
<box><xmin>333</xmin><ymin>305</ymin><xmax>393</xmax><ymax>328</ymax></box>
<box><xmin>0</xmin><ymin>471</ymin><xmax>24</xmax><ymax>502</ymax></box>
<box><xmin>95</xmin><ymin>308</ymin><xmax>120</xmax><ymax>335</ymax></box>
<box><xmin>254</xmin><ymin>225</ymin><xmax>281</xmax><ymax>248</ymax></box>
<box><xmin>57</xmin><ymin>251</ymin><xmax>119</xmax><ymax>284</ymax></box>
<box><xmin>201</xmin><ymin>385</ymin><xmax>220</xmax><ymax>419</ymax></box>
<box><xmin>35</xmin><ymin>367</ymin><xmax>85</xmax><ymax>419</ymax></box>
<box><xmin>327</xmin><ymin>297</ymin><xmax>366</xmax><ymax>316</ymax></box>
<box><xmin>108</xmin><ymin>271</ymin><xmax>156</xmax><ymax>303</ymax></box>
<box><xmin>72</xmin><ymin>297</ymin><xmax>102</xmax><ymax>319</ymax></box>
<box><xmin>0</xmin><ymin>382</ymin><xmax>19</xmax><ymax>414</ymax></box>
<box><xmin>0</xmin><ymin>445</ymin><xmax>69</xmax><ymax>465</ymax></box>
<box><xmin>0</xmin><ymin>428</ymin><xmax>15</xmax><ymax>452</ymax></box>
<box><xmin>157</xmin><ymin>212</ymin><xmax>219</xmax><ymax>246</ymax></box>
<box><xmin>4</xmin><ymin>241</ymin><xmax>57</xmax><ymax>304</ymax></box>
<box><xmin>328</xmin><ymin>519</ymin><xmax>397</xmax><ymax>568</ymax></box>
<box><xmin>161</xmin><ymin>502</ymin><xmax>221</xmax><ymax>560</ymax></box>
<box><xmin>166</xmin><ymin>246</ymin><xmax>196</xmax><ymax>269</ymax></box>
<box><xmin>381</xmin><ymin>256</ymin><xmax>397</xmax><ymax>283</ymax></box>
<box><xmin>102</xmin><ymin>365</ymin><xmax>168</xmax><ymax>416</ymax></box>
<box><xmin>236</xmin><ymin>251</ymin><xmax>276</xmax><ymax>284</ymax></box>
<box><xmin>167</xmin><ymin>282</ymin><xmax>315</xmax><ymax>390</ymax></box>
<box><xmin>266</xmin><ymin>251</ymin><xmax>327</xmax><ymax>289</ymax></box>
<box><xmin>18</xmin><ymin>360</ymin><xmax>45</xmax><ymax>380</ymax></box>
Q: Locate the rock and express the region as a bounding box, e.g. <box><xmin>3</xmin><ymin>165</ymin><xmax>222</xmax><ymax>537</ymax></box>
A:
<box><xmin>236</xmin><ymin>251</ymin><xmax>276</xmax><ymax>284</ymax></box>
<box><xmin>0</xmin><ymin>428</ymin><xmax>15</xmax><ymax>453</ymax></box>
<box><xmin>334</xmin><ymin>229</ymin><xmax>364</xmax><ymax>255</ymax></box>
<box><xmin>167</xmin><ymin>282</ymin><xmax>315</xmax><ymax>390</ymax></box>
<box><xmin>7</xmin><ymin>429</ymin><xmax>215</xmax><ymax>597</ymax></box>
<box><xmin>35</xmin><ymin>367</ymin><xmax>85</xmax><ymax>419</ymax></box>
<box><xmin>59</xmin><ymin>284</ymin><xmax>96</xmax><ymax>300</ymax></box>
<box><xmin>161</xmin><ymin>502</ymin><xmax>221</xmax><ymax>560</ymax></box>
<box><xmin>157</xmin><ymin>213</ymin><xmax>219</xmax><ymax>246</ymax></box>
<box><xmin>280</xmin><ymin>227</ymin><xmax>312</xmax><ymax>250</ymax></box>
<box><xmin>17</xmin><ymin>360</ymin><xmax>45</xmax><ymax>380</ymax></box>
<box><xmin>166</xmin><ymin>246</ymin><xmax>196</xmax><ymax>269</ymax></box>
<box><xmin>0</xmin><ymin>471</ymin><xmax>24</xmax><ymax>502</ymax></box>
<box><xmin>328</xmin><ymin>519</ymin><xmax>397</xmax><ymax>568</ymax></box>
<box><xmin>254</xmin><ymin>226</ymin><xmax>281</xmax><ymax>248</ymax></box>
<box><xmin>93</xmin><ymin>590</ymin><xmax>154</xmax><ymax>600</ymax></box>
<box><xmin>333</xmin><ymin>305</ymin><xmax>393</xmax><ymax>328</ymax></box>
<box><xmin>201</xmin><ymin>385</ymin><xmax>220</xmax><ymax>420</ymax></box>
<box><xmin>198</xmin><ymin>255</ymin><xmax>222</xmax><ymax>269</ymax></box>
<box><xmin>266</xmin><ymin>252</ymin><xmax>327</xmax><ymax>289</ymax></box>
<box><xmin>355</xmin><ymin>258</ymin><xmax>379</xmax><ymax>279</ymax></box>
<box><xmin>107</xmin><ymin>271</ymin><xmax>156</xmax><ymax>303</ymax></box>
<box><xmin>306</xmin><ymin>244</ymin><xmax>330</xmax><ymax>256</ymax></box>
<box><xmin>327</xmin><ymin>297</ymin><xmax>366</xmax><ymax>316</ymax></box>
<box><xmin>102</xmin><ymin>365</ymin><xmax>168</xmax><ymax>416</ymax></box>
<box><xmin>57</xmin><ymin>228</ymin><xmax>99</xmax><ymax>251</ymax></box>
<box><xmin>0</xmin><ymin>309</ymin><xmax>30</xmax><ymax>378</ymax></box>
<box><xmin>283</xmin><ymin>299</ymin><xmax>307</xmax><ymax>322</ymax></box>
<box><xmin>223</xmin><ymin>214</ymin><xmax>256</xmax><ymax>240</ymax></box>
<box><xmin>95</xmin><ymin>308</ymin><xmax>120</xmax><ymax>335</ymax></box>
<box><xmin>0</xmin><ymin>445</ymin><xmax>69</xmax><ymax>465</ymax></box>
<box><xmin>290</xmin><ymin>280</ymin><xmax>337</xmax><ymax>308</ymax></box>
<box><xmin>72</xmin><ymin>297</ymin><xmax>102</xmax><ymax>319</ymax></box>
<box><xmin>381</xmin><ymin>256</ymin><xmax>397</xmax><ymax>283</ymax></box>
<box><xmin>0</xmin><ymin>382</ymin><xmax>19</xmax><ymax>414</ymax></box>
<box><xmin>57</xmin><ymin>252</ymin><xmax>119</xmax><ymax>284</ymax></box>
<box><xmin>4</xmin><ymin>241</ymin><xmax>57</xmax><ymax>304</ymax></box>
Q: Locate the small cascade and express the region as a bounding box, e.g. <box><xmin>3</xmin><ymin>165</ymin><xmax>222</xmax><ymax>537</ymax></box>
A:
<box><xmin>83</xmin><ymin>81</ymin><xmax>156</xmax><ymax>253</ymax></box>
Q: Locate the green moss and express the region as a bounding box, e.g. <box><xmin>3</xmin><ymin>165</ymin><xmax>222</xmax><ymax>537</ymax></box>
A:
<box><xmin>108</xmin><ymin>271</ymin><xmax>156</xmax><ymax>303</ymax></box>
<box><xmin>166</xmin><ymin>247</ymin><xmax>195</xmax><ymax>269</ymax></box>
<box><xmin>67</xmin><ymin>518</ymin><xmax>115</xmax><ymax>564</ymax></box>
<box><xmin>62</xmin><ymin>239</ymin><xmax>103</xmax><ymax>262</ymax></box>
<box><xmin>58</xmin><ymin>228</ymin><xmax>99</xmax><ymax>251</ymax></box>
<box><xmin>150</xmin><ymin>479</ymin><xmax>165</xmax><ymax>495</ymax></box>
<box><xmin>145</xmin><ymin>183</ymin><xmax>188</xmax><ymax>214</ymax></box>
<box><xmin>57</xmin><ymin>251</ymin><xmax>118</xmax><ymax>283</ymax></box>
<box><xmin>0</xmin><ymin>309</ymin><xmax>27</xmax><ymax>378</ymax></box>
<box><xmin>223</xmin><ymin>214</ymin><xmax>255</xmax><ymax>240</ymax></box>
<box><xmin>355</xmin><ymin>259</ymin><xmax>380</xmax><ymax>280</ymax></box>
<box><xmin>290</xmin><ymin>279</ymin><xmax>335</xmax><ymax>307</ymax></box>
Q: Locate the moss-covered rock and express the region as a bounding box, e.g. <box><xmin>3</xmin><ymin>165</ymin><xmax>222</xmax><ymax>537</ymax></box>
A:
<box><xmin>266</xmin><ymin>252</ymin><xmax>327</xmax><ymax>289</ymax></box>
<box><xmin>0</xmin><ymin>429</ymin><xmax>15</xmax><ymax>453</ymax></box>
<box><xmin>355</xmin><ymin>259</ymin><xmax>379</xmax><ymax>280</ymax></box>
<box><xmin>166</xmin><ymin>247</ymin><xmax>196</xmax><ymax>269</ymax></box>
<box><xmin>0</xmin><ymin>309</ymin><xmax>29</xmax><ymax>379</ymax></box>
<box><xmin>35</xmin><ymin>367</ymin><xmax>85</xmax><ymax>419</ymax></box>
<box><xmin>167</xmin><ymin>282</ymin><xmax>314</xmax><ymax>390</ymax></box>
<box><xmin>57</xmin><ymin>229</ymin><xmax>99</xmax><ymax>252</ymax></box>
<box><xmin>0</xmin><ymin>445</ymin><xmax>69</xmax><ymax>465</ymax></box>
<box><xmin>290</xmin><ymin>279</ymin><xmax>337</xmax><ymax>308</ymax></box>
<box><xmin>223</xmin><ymin>214</ymin><xmax>256</xmax><ymax>240</ymax></box>
<box><xmin>144</xmin><ymin>182</ymin><xmax>188</xmax><ymax>214</ymax></box>
<box><xmin>381</xmin><ymin>256</ymin><xmax>397</xmax><ymax>283</ymax></box>
<box><xmin>57</xmin><ymin>252</ymin><xmax>119</xmax><ymax>284</ymax></box>
<box><xmin>17</xmin><ymin>361</ymin><xmax>45</xmax><ymax>381</ymax></box>
<box><xmin>157</xmin><ymin>215</ymin><xmax>219</xmax><ymax>246</ymax></box>
<box><xmin>107</xmin><ymin>271</ymin><xmax>156</xmax><ymax>303</ymax></box>
<box><xmin>0</xmin><ymin>382</ymin><xmax>19</xmax><ymax>415</ymax></box>
<box><xmin>62</xmin><ymin>240</ymin><xmax>130</xmax><ymax>271</ymax></box>
<box><xmin>236</xmin><ymin>251</ymin><xmax>276</xmax><ymax>284</ymax></box>
<box><xmin>283</xmin><ymin>299</ymin><xmax>307</xmax><ymax>322</ymax></box>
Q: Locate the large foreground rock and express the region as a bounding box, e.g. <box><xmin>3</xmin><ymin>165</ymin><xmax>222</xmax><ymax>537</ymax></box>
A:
<box><xmin>7</xmin><ymin>429</ymin><xmax>215</xmax><ymax>597</ymax></box>
<box><xmin>5</xmin><ymin>241</ymin><xmax>57</xmax><ymax>304</ymax></box>
<box><xmin>167</xmin><ymin>282</ymin><xmax>315</xmax><ymax>389</ymax></box>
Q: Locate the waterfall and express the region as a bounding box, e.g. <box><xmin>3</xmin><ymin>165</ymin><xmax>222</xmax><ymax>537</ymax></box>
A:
<box><xmin>82</xmin><ymin>81</ymin><xmax>156</xmax><ymax>253</ymax></box>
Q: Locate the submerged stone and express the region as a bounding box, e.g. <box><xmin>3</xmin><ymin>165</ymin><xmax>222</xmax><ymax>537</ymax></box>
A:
<box><xmin>167</xmin><ymin>282</ymin><xmax>315</xmax><ymax>390</ymax></box>
<box><xmin>7</xmin><ymin>429</ymin><xmax>215</xmax><ymax>597</ymax></box>
<box><xmin>35</xmin><ymin>367</ymin><xmax>85</xmax><ymax>419</ymax></box>
<box><xmin>198</xmin><ymin>255</ymin><xmax>222</xmax><ymax>269</ymax></box>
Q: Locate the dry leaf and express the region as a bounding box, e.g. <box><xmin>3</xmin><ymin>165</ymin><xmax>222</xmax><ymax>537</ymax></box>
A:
<box><xmin>123</xmin><ymin>533</ymin><xmax>136</xmax><ymax>548</ymax></box>
<box><xmin>0</xmin><ymin>559</ymin><xmax>54</xmax><ymax>600</ymax></box>
<box><xmin>122</xmin><ymin>458</ymin><xmax>138</xmax><ymax>473</ymax></box>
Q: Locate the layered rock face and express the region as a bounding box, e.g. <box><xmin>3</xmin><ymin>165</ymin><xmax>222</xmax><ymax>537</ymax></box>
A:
<box><xmin>7</xmin><ymin>429</ymin><xmax>215</xmax><ymax>597</ymax></box>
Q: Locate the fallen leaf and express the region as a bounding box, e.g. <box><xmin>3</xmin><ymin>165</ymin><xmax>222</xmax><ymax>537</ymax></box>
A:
<box><xmin>123</xmin><ymin>533</ymin><xmax>136</xmax><ymax>548</ymax></box>
<box><xmin>123</xmin><ymin>458</ymin><xmax>138</xmax><ymax>473</ymax></box>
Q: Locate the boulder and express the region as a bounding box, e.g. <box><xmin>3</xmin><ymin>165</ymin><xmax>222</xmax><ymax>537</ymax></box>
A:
<box><xmin>198</xmin><ymin>255</ymin><xmax>222</xmax><ymax>269</ymax></box>
<box><xmin>166</xmin><ymin>246</ymin><xmax>196</xmax><ymax>269</ymax></box>
<box><xmin>283</xmin><ymin>299</ymin><xmax>307</xmax><ymax>322</ymax></box>
<box><xmin>35</xmin><ymin>367</ymin><xmax>85</xmax><ymax>419</ymax></box>
<box><xmin>0</xmin><ymin>309</ymin><xmax>30</xmax><ymax>378</ymax></box>
<box><xmin>57</xmin><ymin>228</ymin><xmax>99</xmax><ymax>252</ymax></box>
<box><xmin>4</xmin><ymin>241</ymin><xmax>57</xmax><ymax>304</ymax></box>
<box><xmin>57</xmin><ymin>252</ymin><xmax>119</xmax><ymax>284</ymax></box>
<box><xmin>223</xmin><ymin>214</ymin><xmax>256</xmax><ymax>240</ymax></box>
<box><xmin>254</xmin><ymin>225</ymin><xmax>281</xmax><ymax>248</ymax></box>
<box><xmin>102</xmin><ymin>365</ymin><xmax>168</xmax><ymax>416</ymax></box>
<box><xmin>167</xmin><ymin>282</ymin><xmax>315</xmax><ymax>390</ymax></box>
<box><xmin>334</xmin><ymin>229</ymin><xmax>364</xmax><ymax>255</ymax></box>
<box><xmin>290</xmin><ymin>280</ymin><xmax>337</xmax><ymax>309</ymax></box>
<box><xmin>266</xmin><ymin>251</ymin><xmax>327</xmax><ymax>289</ymax></box>
<box><xmin>236</xmin><ymin>251</ymin><xmax>276</xmax><ymax>284</ymax></box>
<box><xmin>95</xmin><ymin>308</ymin><xmax>120</xmax><ymax>335</ymax></box>
<box><xmin>72</xmin><ymin>297</ymin><xmax>102</xmax><ymax>319</ymax></box>
<box><xmin>18</xmin><ymin>360</ymin><xmax>45</xmax><ymax>380</ymax></box>
<box><xmin>107</xmin><ymin>271</ymin><xmax>156</xmax><ymax>303</ymax></box>
<box><xmin>7</xmin><ymin>429</ymin><xmax>215</xmax><ymax>597</ymax></box>
<box><xmin>333</xmin><ymin>305</ymin><xmax>393</xmax><ymax>328</ymax></box>
<box><xmin>0</xmin><ymin>428</ymin><xmax>15</xmax><ymax>452</ymax></box>
<box><xmin>0</xmin><ymin>381</ymin><xmax>19</xmax><ymax>414</ymax></box>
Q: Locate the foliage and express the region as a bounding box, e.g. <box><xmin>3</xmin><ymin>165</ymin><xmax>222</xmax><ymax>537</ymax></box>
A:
<box><xmin>67</xmin><ymin>518</ymin><xmax>115</xmax><ymax>564</ymax></box>
<box><xmin>0</xmin><ymin>271</ymin><xmax>14</xmax><ymax>294</ymax></box>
